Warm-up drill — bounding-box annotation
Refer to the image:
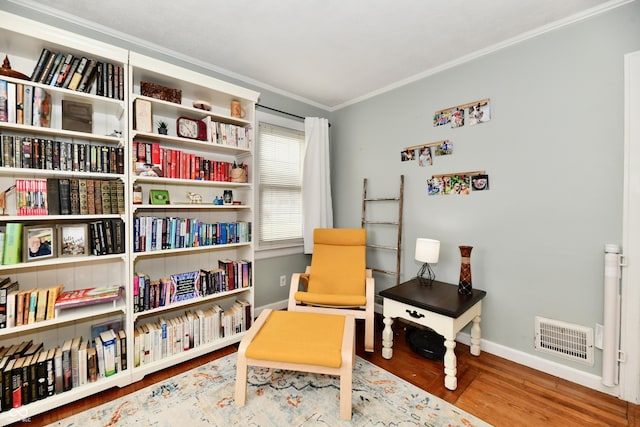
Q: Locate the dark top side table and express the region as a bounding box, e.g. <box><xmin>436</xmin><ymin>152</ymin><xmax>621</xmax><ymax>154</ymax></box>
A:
<box><xmin>379</xmin><ymin>278</ymin><xmax>487</xmax><ymax>390</ymax></box>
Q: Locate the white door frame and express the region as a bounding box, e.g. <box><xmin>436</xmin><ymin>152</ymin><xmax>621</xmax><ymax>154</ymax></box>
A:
<box><xmin>620</xmin><ymin>50</ymin><xmax>640</xmax><ymax>404</ymax></box>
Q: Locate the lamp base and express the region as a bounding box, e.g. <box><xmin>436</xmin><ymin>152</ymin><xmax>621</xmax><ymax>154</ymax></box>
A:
<box><xmin>405</xmin><ymin>325</ymin><xmax>445</xmax><ymax>361</ymax></box>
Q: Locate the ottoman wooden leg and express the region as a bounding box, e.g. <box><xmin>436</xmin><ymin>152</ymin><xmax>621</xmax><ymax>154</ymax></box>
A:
<box><xmin>235</xmin><ymin>309</ymin><xmax>272</xmax><ymax>407</ymax></box>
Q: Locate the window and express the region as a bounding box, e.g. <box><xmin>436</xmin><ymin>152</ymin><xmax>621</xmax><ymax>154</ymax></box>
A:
<box><xmin>256</xmin><ymin>114</ymin><xmax>305</xmax><ymax>250</ymax></box>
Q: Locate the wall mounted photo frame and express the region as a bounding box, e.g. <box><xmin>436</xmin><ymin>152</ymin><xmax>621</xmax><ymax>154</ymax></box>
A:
<box><xmin>149</xmin><ymin>189</ymin><xmax>170</xmax><ymax>205</ymax></box>
<box><xmin>58</xmin><ymin>223</ymin><xmax>89</xmax><ymax>257</ymax></box>
<box><xmin>23</xmin><ymin>225</ymin><xmax>56</xmax><ymax>262</ymax></box>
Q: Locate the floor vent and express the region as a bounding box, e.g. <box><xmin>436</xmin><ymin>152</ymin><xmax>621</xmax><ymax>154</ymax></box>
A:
<box><xmin>534</xmin><ymin>316</ymin><xmax>594</xmax><ymax>365</ymax></box>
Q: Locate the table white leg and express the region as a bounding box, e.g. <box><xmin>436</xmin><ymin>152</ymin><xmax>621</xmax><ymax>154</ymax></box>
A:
<box><xmin>470</xmin><ymin>315</ymin><xmax>481</xmax><ymax>356</ymax></box>
<box><xmin>382</xmin><ymin>316</ymin><xmax>393</xmax><ymax>359</ymax></box>
<box><xmin>444</xmin><ymin>338</ymin><xmax>457</xmax><ymax>390</ymax></box>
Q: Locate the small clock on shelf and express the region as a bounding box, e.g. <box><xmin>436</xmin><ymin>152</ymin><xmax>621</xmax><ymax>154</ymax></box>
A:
<box><xmin>176</xmin><ymin>116</ymin><xmax>207</xmax><ymax>140</ymax></box>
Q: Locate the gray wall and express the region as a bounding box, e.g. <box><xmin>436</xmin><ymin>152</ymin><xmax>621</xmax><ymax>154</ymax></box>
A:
<box><xmin>331</xmin><ymin>2</ymin><xmax>640</xmax><ymax>374</ymax></box>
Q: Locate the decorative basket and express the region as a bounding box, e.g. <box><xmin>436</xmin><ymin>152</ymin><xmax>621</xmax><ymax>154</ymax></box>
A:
<box><xmin>140</xmin><ymin>81</ymin><xmax>182</xmax><ymax>104</ymax></box>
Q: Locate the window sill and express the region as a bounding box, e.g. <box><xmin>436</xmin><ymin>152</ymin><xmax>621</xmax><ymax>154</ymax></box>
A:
<box><xmin>255</xmin><ymin>244</ymin><xmax>305</xmax><ymax>260</ymax></box>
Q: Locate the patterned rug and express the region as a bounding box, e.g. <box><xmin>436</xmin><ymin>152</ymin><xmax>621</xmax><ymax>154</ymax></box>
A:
<box><xmin>48</xmin><ymin>354</ymin><xmax>491</xmax><ymax>426</ymax></box>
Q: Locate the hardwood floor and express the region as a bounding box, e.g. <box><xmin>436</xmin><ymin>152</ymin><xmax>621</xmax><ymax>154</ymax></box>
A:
<box><xmin>22</xmin><ymin>315</ymin><xmax>640</xmax><ymax>426</ymax></box>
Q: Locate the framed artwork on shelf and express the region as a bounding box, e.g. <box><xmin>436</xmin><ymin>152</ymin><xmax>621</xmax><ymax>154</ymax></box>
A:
<box><xmin>23</xmin><ymin>225</ymin><xmax>56</xmax><ymax>262</ymax></box>
<box><xmin>57</xmin><ymin>223</ymin><xmax>89</xmax><ymax>257</ymax></box>
<box><xmin>149</xmin><ymin>189</ymin><xmax>170</xmax><ymax>205</ymax></box>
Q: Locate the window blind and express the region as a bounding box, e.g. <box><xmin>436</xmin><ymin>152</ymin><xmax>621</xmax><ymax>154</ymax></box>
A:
<box><xmin>258</xmin><ymin>122</ymin><xmax>305</xmax><ymax>247</ymax></box>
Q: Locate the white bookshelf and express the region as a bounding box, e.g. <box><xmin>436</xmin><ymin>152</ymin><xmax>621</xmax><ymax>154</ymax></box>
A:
<box><xmin>0</xmin><ymin>10</ymin><xmax>259</xmax><ymax>423</ymax></box>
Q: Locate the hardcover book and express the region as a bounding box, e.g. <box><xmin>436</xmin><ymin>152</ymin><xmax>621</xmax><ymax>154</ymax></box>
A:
<box><xmin>54</xmin><ymin>286</ymin><xmax>123</xmax><ymax>310</ymax></box>
<box><xmin>2</xmin><ymin>223</ymin><xmax>23</xmax><ymax>265</ymax></box>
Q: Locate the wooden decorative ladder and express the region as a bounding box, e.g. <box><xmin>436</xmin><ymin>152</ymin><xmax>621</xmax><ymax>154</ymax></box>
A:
<box><xmin>361</xmin><ymin>175</ymin><xmax>404</xmax><ymax>286</ymax></box>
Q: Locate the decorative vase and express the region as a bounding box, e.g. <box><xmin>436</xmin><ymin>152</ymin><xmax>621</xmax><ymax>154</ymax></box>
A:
<box><xmin>458</xmin><ymin>245</ymin><xmax>473</xmax><ymax>296</ymax></box>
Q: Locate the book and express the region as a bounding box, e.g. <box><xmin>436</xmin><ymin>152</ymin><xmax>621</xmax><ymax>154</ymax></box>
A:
<box><xmin>66</xmin><ymin>57</ymin><xmax>88</xmax><ymax>91</ymax></box>
<box><xmin>53</xmin><ymin>347</ymin><xmax>63</xmax><ymax>394</ymax></box>
<box><xmin>20</xmin><ymin>354</ymin><xmax>33</xmax><ymax>406</ymax></box>
<box><xmin>11</xmin><ymin>356</ymin><xmax>25</xmax><ymax>408</ymax></box>
<box><xmin>53</xmin><ymin>53</ymin><xmax>74</xmax><ymax>87</ymax></box>
<box><xmin>46</xmin><ymin>178</ymin><xmax>61</xmax><ymax>215</ymax></box>
<box><xmin>77</xmin><ymin>339</ymin><xmax>88</xmax><ymax>386</ymax></box>
<box><xmin>70</xmin><ymin>178</ymin><xmax>80</xmax><ymax>215</ymax></box>
<box><xmin>31</xmin><ymin>87</ymin><xmax>51</xmax><ymax>127</ymax></box>
<box><xmin>58</xmin><ymin>178</ymin><xmax>71</xmax><ymax>215</ymax></box>
<box><xmin>46</xmin><ymin>285</ymin><xmax>63</xmax><ymax>321</ymax></box>
<box><xmin>100</xmin><ymin>330</ymin><xmax>116</xmax><ymax>376</ymax></box>
<box><xmin>54</xmin><ymin>286</ymin><xmax>123</xmax><ymax>310</ymax></box>
<box><xmin>45</xmin><ymin>347</ymin><xmax>55</xmax><ymax>396</ymax></box>
<box><xmin>61</xmin><ymin>56</ymin><xmax>80</xmax><ymax>88</ymax></box>
<box><xmin>42</xmin><ymin>52</ymin><xmax>64</xmax><ymax>85</ymax></box>
<box><xmin>0</xmin><ymin>80</ymin><xmax>7</xmax><ymax>122</ymax></box>
<box><xmin>23</xmin><ymin>84</ymin><xmax>33</xmax><ymax>126</ymax></box>
<box><xmin>2</xmin><ymin>357</ymin><xmax>15</xmax><ymax>410</ymax></box>
<box><xmin>94</xmin><ymin>335</ymin><xmax>105</xmax><ymax>379</ymax></box>
<box><xmin>76</xmin><ymin>59</ymin><xmax>97</xmax><ymax>93</ymax></box>
<box><xmin>60</xmin><ymin>339</ymin><xmax>72</xmax><ymax>392</ymax></box>
<box><xmin>118</xmin><ymin>329</ymin><xmax>127</xmax><ymax>371</ymax></box>
<box><xmin>2</xmin><ymin>223</ymin><xmax>22</xmax><ymax>265</ymax></box>
<box><xmin>6</xmin><ymin>288</ymin><xmax>19</xmax><ymax>328</ymax></box>
<box><xmin>70</xmin><ymin>337</ymin><xmax>81</xmax><ymax>388</ymax></box>
<box><xmin>37</xmin><ymin>51</ymin><xmax>59</xmax><ymax>84</ymax></box>
<box><xmin>30</xmin><ymin>48</ymin><xmax>52</xmax><ymax>82</ymax></box>
<box><xmin>0</xmin><ymin>278</ymin><xmax>17</xmax><ymax>328</ymax></box>
<box><xmin>86</xmin><ymin>347</ymin><xmax>97</xmax><ymax>383</ymax></box>
<box><xmin>35</xmin><ymin>288</ymin><xmax>48</xmax><ymax>322</ymax></box>
<box><xmin>35</xmin><ymin>350</ymin><xmax>47</xmax><ymax>399</ymax></box>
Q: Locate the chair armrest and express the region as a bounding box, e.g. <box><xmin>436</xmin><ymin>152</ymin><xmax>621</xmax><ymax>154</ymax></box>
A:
<box><xmin>365</xmin><ymin>269</ymin><xmax>375</xmax><ymax>313</ymax></box>
<box><xmin>287</xmin><ymin>269</ymin><xmax>310</xmax><ymax>311</ymax></box>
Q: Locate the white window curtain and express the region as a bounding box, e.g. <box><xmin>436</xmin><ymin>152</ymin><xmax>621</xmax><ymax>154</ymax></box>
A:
<box><xmin>302</xmin><ymin>117</ymin><xmax>333</xmax><ymax>253</ymax></box>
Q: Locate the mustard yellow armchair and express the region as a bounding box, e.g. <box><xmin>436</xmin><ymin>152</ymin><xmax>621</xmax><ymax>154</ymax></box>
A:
<box><xmin>288</xmin><ymin>228</ymin><xmax>375</xmax><ymax>352</ymax></box>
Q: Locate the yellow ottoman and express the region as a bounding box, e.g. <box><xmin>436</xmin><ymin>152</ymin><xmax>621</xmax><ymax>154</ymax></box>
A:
<box><xmin>235</xmin><ymin>309</ymin><xmax>355</xmax><ymax>420</ymax></box>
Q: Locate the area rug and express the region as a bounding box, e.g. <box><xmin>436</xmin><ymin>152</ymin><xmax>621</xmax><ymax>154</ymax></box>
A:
<box><xmin>48</xmin><ymin>354</ymin><xmax>491</xmax><ymax>426</ymax></box>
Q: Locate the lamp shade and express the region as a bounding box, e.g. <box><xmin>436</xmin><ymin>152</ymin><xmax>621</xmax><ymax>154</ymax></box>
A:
<box><xmin>415</xmin><ymin>238</ymin><xmax>440</xmax><ymax>263</ymax></box>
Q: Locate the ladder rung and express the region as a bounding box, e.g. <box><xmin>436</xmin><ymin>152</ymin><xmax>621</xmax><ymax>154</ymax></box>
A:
<box><xmin>367</xmin><ymin>244</ymin><xmax>397</xmax><ymax>251</ymax></box>
<box><xmin>364</xmin><ymin>197</ymin><xmax>400</xmax><ymax>202</ymax></box>
<box><xmin>363</xmin><ymin>221</ymin><xmax>399</xmax><ymax>225</ymax></box>
<box><xmin>370</xmin><ymin>268</ymin><xmax>399</xmax><ymax>276</ymax></box>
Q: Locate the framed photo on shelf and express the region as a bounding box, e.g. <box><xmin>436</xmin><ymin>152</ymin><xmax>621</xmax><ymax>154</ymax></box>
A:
<box><xmin>149</xmin><ymin>189</ymin><xmax>170</xmax><ymax>205</ymax></box>
<box><xmin>57</xmin><ymin>223</ymin><xmax>89</xmax><ymax>257</ymax></box>
<box><xmin>23</xmin><ymin>225</ymin><xmax>56</xmax><ymax>262</ymax></box>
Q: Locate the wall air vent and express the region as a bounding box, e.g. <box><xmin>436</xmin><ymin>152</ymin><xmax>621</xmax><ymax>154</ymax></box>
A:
<box><xmin>534</xmin><ymin>316</ymin><xmax>594</xmax><ymax>365</ymax></box>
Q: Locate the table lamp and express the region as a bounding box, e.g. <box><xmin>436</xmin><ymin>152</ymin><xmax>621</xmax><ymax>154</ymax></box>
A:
<box><xmin>415</xmin><ymin>238</ymin><xmax>440</xmax><ymax>285</ymax></box>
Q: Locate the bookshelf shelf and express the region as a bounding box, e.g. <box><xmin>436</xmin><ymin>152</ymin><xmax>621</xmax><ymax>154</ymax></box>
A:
<box><xmin>0</xmin><ymin>299</ymin><xmax>126</xmax><ymax>339</ymax></box>
<box><xmin>132</xmin><ymin>286</ymin><xmax>250</xmax><ymax>322</ymax></box>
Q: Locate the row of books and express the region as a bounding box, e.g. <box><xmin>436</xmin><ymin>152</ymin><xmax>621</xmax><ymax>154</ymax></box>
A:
<box><xmin>134</xmin><ymin>300</ymin><xmax>251</xmax><ymax>366</ymax></box>
<box><xmin>89</xmin><ymin>219</ymin><xmax>126</xmax><ymax>256</ymax></box>
<box><xmin>1</xmin><ymin>134</ymin><xmax>125</xmax><ymax>174</ymax></box>
<box><xmin>132</xmin><ymin>217</ymin><xmax>251</xmax><ymax>253</ymax></box>
<box><xmin>13</xmin><ymin>178</ymin><xmax>124</xmax><ymax>216</ymax></box>
<box><xmin>0</xmin><ymin>82</ymin><xmax>51</xmax><ymax>127</ymax></box>
<box><xmin>30</xmin><ymin>48</ymin><xmax>124</xmax><ymax>100</ymax></box>
<box><xmin>0</xmin><ymin>80</ymin><xmax>51</xmax><ymax>128</ymax></box>
<box><xmin>133</xmin><ymin>260</ymin><xmax>252</xmax><ymax>313</ymax></box>
<box><xmin>0</xmin><ymin>330</ymin><xmax>126</xmax><ymax>411</ymax></box>
<box><xmin>132</xmin><ymin>140</ymin><xmax>243</xmax><ymax>181</ymax></box>
<box><xmin>0</xmin><ymin>279</ymin><xmax>61</xmax><ymax>329</ymax></box>
<box><xmin>206</xmin><ymin>117</ymin><xmax>253</xmax><ymax>149</ymax></box>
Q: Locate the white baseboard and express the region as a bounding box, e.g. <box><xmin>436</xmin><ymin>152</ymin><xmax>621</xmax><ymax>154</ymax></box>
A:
<box><xmin>266</xmin><ymin>300</ymin><xmax>620</xmax><ymax>399</ymax></box>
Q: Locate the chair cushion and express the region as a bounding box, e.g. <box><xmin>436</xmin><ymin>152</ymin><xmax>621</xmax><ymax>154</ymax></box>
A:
<box><xmin>245</xmin><ymin>310</ymin><xmax>345</xmax><ymax>368</ymax></box>
<box><xmin>294</xmin><ymin>291</ymin><xmax>366</xmax><ymax>307</ymax></box>
<box><xmin>308</xmin><ymin>228</ymin><xmax>366</xmax><ymax>297</ymax></box>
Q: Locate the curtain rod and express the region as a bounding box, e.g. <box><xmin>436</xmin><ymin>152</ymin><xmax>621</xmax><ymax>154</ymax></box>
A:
<box><xmin>256</xmin><ymin>104</ymin><xmax>331</xmax><ymax>127</ymax></box>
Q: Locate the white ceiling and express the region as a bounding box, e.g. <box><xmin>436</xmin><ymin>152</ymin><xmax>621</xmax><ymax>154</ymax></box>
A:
<box><xmin>16</xmin><ymin>0</ymin><xmax>627</xmax><ymax>110</ymax></box>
